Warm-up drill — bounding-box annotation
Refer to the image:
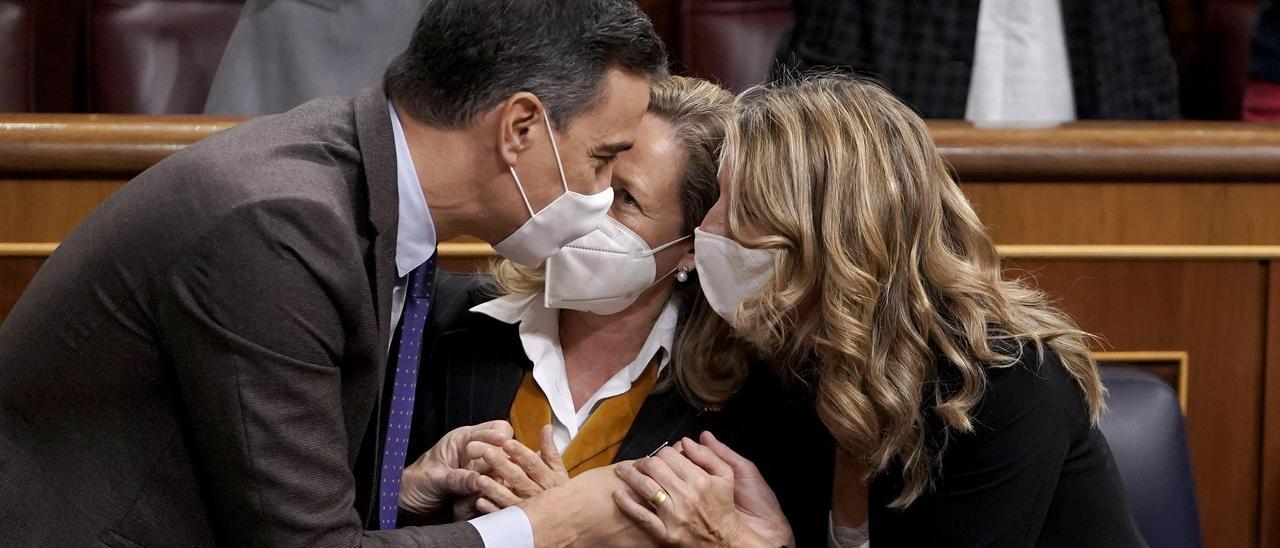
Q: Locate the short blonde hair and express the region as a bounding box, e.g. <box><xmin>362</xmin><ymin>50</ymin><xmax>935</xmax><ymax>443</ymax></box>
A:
<box><xmin>709</xmin><ymin>74</ymin><xmax>1103</xmax><ymax>507</ymax></box>
<box><xmin>490</xmin><ymin>76</ymin><xmax>746</xmax><ymax>404</ymax></box>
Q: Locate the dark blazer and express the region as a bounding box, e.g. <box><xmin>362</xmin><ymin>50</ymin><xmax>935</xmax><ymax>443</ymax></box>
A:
<box><xmin>779</xmin><ymin>0</ymin><xmax>1179</xmax><ymax>120</ymax></box>
<box><xmin>0</xmin><ymin>88</ymin><xmax>480</xmax><ymax>547</ymax></box>
<box><xmin>407</xmin><ymin>273</ymin><xmax>837</xmax><ymax>548</ymax></box>
<box><xmin>868</xmin><ymin>343</ymin><xmax>1147</xmax><ymax>547</ymax></box>
<box><xmin>1249</xmin><ymin>0</ymin><xmax>1280</xmax><ymax>85</ymax></box>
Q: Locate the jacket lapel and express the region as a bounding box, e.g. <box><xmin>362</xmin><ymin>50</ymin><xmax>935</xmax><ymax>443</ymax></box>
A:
<box><xmin>348</xmin><ymin>86</ymin><xmax>399</xmax><ymax>527</ymax></box>
<box><xmin>353</xmin><ymin>86</ymin><xmax>399</xmax><ymax>359</ymax></box>
<box><xmin>558</xmin><ymin>360</ymin><xmax>660</xmax><ymax>473</ymax></box>
<box><xmin>430</xmin><ymin>303</ymin><xmax>712</xmax><ymax>465</ymax></box>
<box><xmin>440</xmin><ymin>318</ymin><xmax>529</xmax><ymax>431</ymax></box>
<box><xmin>614</xmin><ymin>383</ymin><xmax>707</xmax><ymax>462</ymax></box>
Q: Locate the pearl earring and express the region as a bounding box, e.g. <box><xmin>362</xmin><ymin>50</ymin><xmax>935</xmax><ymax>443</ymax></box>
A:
<box><xmin>675</xmin><ymin>266</ymin><xmax>690</xmax><ymax>283</ymax></box>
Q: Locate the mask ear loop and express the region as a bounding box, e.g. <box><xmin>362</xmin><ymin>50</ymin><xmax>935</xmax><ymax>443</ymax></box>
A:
<box><xmin>641</xmin><ymin>234</ymin><xmax>693</xmax><ymax>289</ymax></box>
<box><xmin>541</xmin><ymin>109</ymin><xmax>571</xmax><ymax>194</ymax></box>
<box><xmin>507</xmin><ymin>166</ymin><xmax>536</xmax><ymax>218</ymax></box>
<box><xmin>636</xmin><ymin>233</ymin><xmax>693</xmax><ymax>258</ymax></box>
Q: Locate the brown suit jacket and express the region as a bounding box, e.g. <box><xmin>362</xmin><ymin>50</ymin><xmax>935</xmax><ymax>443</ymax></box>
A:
<box><xmin>0</xmin><ymin>88</ymin><xmax>482</xmax><ymax>547</ymax></box>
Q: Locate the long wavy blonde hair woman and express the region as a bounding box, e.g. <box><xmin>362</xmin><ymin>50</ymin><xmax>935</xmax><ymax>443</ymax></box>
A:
<box><xmin>709</xmin><ymin>74</ymin><xmax>1105</xmax><ymax>507</ymax></box>
<box><xmin>490</xmin><ymin>75</ymin><xmax>748</xmax><ymax>403</ymax></box>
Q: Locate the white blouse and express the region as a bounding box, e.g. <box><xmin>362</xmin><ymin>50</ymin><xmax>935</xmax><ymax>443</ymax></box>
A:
<box><xmin>471</xmin><ymin>293</ymin><xmax>677</xmax><ymax>453</ymax></box>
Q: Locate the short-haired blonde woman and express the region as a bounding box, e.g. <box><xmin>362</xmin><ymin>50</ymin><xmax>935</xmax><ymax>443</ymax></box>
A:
<box><xmin>614</xmin><ymin>75</ymin><xmax>1146</xmax><ymax>547</ymax></box>
<box><xmin>400</xmin><ymin>76</ymin><xmax>835</xmax><ymax>546</ymax></box>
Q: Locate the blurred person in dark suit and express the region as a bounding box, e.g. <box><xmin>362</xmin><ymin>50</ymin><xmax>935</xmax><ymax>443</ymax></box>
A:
<box><xmin>0</xmin><ymin>1</ymin><xmax>668</xmax><ymax>546</ymax></box>
<box><xmin>778</xmin><ymin>0</ymin><xmax>1180</xmax><ymax>123</ymax></box>
<box><xmin>1245</xmin><ymin>0</ymin><xmax>1280</xmax><ymax>121</ymax></box>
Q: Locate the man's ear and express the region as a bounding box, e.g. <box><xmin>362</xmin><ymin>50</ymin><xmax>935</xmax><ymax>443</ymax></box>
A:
<box><xmin>496</xmin><ymin>92</ymin><xmax>543</xmax><ymax>167</ymax></box>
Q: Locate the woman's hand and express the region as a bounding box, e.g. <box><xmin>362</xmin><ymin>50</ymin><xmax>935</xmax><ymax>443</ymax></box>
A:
<box><xmin>611</xmin><ymin>433</ymin><xmax>790</xmax><ymax>547</ymax></box>
<box><xmin>700</xmin><ymin>432</ymin><xmax>794</xmax><ymax>547</ymax></box>
<box><xmin>464</xmin><ymin>424</ymin><xmax>570</xmax><ymax>514</ymax></box>
<box><xmin>398</xmin><ymin>420</ymin><xmax>513</xmax><ymax>519</ymax></box>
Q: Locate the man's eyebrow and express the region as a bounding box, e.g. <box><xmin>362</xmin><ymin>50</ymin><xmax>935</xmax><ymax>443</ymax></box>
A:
<box><xmin>594</xmin><ymin>141</ymin><xmax>633</xmax><ymax>155</ymax></box>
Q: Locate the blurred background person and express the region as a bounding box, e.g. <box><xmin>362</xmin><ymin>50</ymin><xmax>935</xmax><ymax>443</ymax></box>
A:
<box><xmin>204</xmin><ymin>0</ymin><xmax>428</xmax><ymax>115</ymax></box>
<box><xmin>1245</xmin><ymin>0</ymin><xmax>1280</xmax><ymax>120</ymax></box>
<box><xmin>776</xmin><ymin>0</ymin><xmax>1180</xmax><ymax>123</ymax></box>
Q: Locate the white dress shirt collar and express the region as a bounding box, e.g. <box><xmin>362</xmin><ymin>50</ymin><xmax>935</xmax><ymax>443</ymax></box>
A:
<box><xmin>471</xmin><ymin>293</ymin><xmax>678</xmax><ymax>452</ymax></box>
<box><xmin>388</xmin><ymin>100</ymin><xmax>438</xmax><ymax>277</ymax></box>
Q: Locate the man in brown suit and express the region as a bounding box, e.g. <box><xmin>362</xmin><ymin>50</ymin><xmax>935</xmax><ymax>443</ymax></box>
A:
<box><xmin>0</xmin><ymin>1</ymin><xmax>666</xmax><ymax>546</ymax></box>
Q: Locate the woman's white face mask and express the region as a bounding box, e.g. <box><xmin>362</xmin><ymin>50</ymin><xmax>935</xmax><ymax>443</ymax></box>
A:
<box><xmin>544</xmin><ymin>217</ymin><xmax>690</xmax><ymax>315</ymax></box>
<box><xmin>692</xmin><ymin>227</ymin><xmax>778</xmax><ymax>325</ymax></box>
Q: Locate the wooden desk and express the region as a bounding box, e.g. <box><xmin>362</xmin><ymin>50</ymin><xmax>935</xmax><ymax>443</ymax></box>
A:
<box><xmin>3</xmin><ymin>116</ymin><xmax>1279</xmax><ymax>548</ymax></box>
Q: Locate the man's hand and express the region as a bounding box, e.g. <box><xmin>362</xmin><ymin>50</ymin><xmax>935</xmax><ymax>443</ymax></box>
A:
<box><xmin>398</xmin><ymin>420</ymin><xmax>514</xmax><ymax>519</ymax></box>
<box><xmin>519</xmin><ymin>465</ymin><xmax>657</xmax><ymax>548</ymax></box>
<box><xmin>466</xmin><ymin>424</ymin><xmax>570</xmax><ymax>514</ymax></box>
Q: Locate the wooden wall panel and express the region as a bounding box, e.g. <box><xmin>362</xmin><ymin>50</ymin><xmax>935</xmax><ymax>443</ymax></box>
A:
<box><xmin>1263</xmin><ymin>263</ymin><xmax>1280</xmax><ymax>548</ymax></box>
<box><xmin>1009</xmin><ymin>259</ymin><xmax>1267</xmax><ymax>548</ymax></box>
<box><xmin>8</xmin><ymin>179</ymin><xmax>1280</xmax><ymax>246</ymax></box>
<box><xmin>0</xmin><ymin>257</ymin><xmax>45</xmax><ymax>325</ymax></box>
<box><xmin>0</xmin><ymin>179</ymin><xmax>125</xmax><ymax>241</ymax></box>
<box><xmin>963</xmin><ymin>182</ymin><xmax>1280</xmax><ymax>245</ymax></box>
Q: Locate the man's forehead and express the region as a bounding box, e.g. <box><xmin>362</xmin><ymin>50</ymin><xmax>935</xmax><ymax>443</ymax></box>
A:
<box><xmin>565</xmin><ymin>69</ymin><xmax>651</xmax><ymax>144</ymax></box>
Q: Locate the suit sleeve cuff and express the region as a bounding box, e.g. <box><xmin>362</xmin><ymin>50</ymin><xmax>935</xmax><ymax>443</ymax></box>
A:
<box><xmin>468</xmin><ymin>506</ymin><xmax>533</xmax><ymax>548</ymax></box>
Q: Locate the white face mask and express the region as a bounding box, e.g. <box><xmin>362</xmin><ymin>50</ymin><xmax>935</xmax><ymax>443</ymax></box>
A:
<box><xmin>544</xmin><ymin>217</ymin><xmax>691</xmax><ymax>315</ymax></box>
<box><xmin>693</xmin><ymin>227</ymin><xmax>779</xmax><ymax>325</ymax></box>
<box><xmin>492</xmin><ymin>109</ymin><xmax>614</xmax><ymax>267</ymax></box>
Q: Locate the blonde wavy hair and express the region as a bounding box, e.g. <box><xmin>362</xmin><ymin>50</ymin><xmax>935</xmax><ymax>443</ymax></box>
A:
<box><xmin>714</xmin><ymin>74</ymin><xmax>1104</xmax><ymax>507</ymax></box>
<box><xmin>490</xmin><ymin>76</ymin><xmax>748</xmax><ymax>404</ymax></box>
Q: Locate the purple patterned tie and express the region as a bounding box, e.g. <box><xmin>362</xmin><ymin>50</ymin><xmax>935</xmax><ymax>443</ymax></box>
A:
<box><xmin>378</xmin><ymin>253</ymin><xmax>436</xmax><ymax>530</ymax></box>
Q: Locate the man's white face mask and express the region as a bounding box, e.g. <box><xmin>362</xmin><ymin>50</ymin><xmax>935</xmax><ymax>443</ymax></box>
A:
<box><xmin>492</xmin><ymin>109</ymin><xmax>614</xmax><ymax>267</ymax></box>
<box><xmin>543</xmin><ymin>217</ymin><xmax>690</xmax><ymax>315</ymax></box>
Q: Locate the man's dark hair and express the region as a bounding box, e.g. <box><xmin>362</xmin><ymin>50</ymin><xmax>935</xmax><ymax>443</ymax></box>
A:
<box><xmin>384</xmin><ymin>0</ymin><xmax>668</xmax><ymax>129</ymax></box>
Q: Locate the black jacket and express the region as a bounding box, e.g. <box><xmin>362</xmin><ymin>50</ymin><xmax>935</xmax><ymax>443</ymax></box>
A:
<box><xmin>1249</xmin><ymin>0</ymin><xmax>1280</xmax><ymax>85</ymax></box>
<box><xmin>408</xmin><ymin>273</ymin><xmax>838</xmax><ymax>547</ymax></box>
<box><xmin>869</xmin><ymin>344</ymin><xmax>1147</xmax><ymax>546</ymax></box>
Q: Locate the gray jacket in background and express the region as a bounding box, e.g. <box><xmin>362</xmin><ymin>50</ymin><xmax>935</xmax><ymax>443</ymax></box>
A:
<box><xmin>204</xmin><ymin>0</ymin><xmax>427</xmax><ymax>115</ymax></box>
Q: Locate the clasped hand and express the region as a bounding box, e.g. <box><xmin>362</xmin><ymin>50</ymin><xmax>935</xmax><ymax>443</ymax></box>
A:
<box><xmin>398</xmin><ymin>422</ymin><xmax>568</xmax><ymax>520</ymax></box>
<box><xmin>612</xmin><ymin>432</ymin><xmax>794</xmax><ymax>548</ymax></box>
<box><xmin>399</xmin><ymin>423</ymin><xmax>793</xmax><ymax>548</ymax></box>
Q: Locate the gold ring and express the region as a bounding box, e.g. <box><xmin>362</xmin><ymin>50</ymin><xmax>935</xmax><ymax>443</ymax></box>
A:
<box><xmin>649</xmin><ymin>488</ymin><xmax>669</xmax><ymax>508</ymax></box>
